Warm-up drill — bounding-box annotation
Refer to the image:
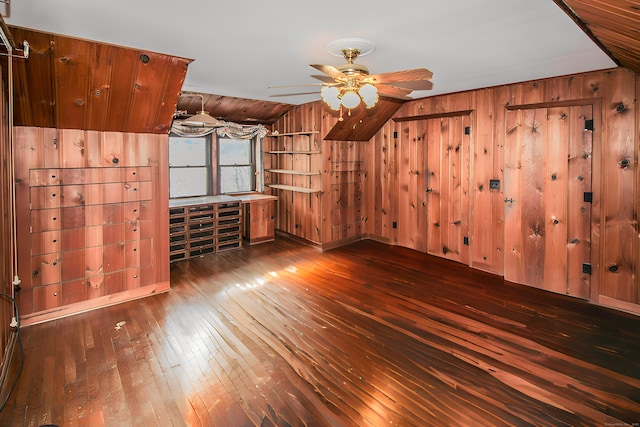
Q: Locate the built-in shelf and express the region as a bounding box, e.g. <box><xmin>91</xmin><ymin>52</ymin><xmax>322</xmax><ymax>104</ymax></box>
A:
<box><xmin>266</xmin><ymin>184</ymin><xmax>322</xmax><ymax>194</ymax></box>
<box><xmin>266</xmin><ymin>169</ymin><xmax>321</xmax><ymax>176</ymax></box>
<box><xmin>263</xmin><ymin>131</ymin><xmax>321</xmax><ymax>195</ymax></box>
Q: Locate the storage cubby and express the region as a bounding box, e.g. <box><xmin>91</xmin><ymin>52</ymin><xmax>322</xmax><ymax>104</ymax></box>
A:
<box><xmin>168</xmin><ymin>197</ymin><xmax>242</xmax><ymax>262</ymax></box>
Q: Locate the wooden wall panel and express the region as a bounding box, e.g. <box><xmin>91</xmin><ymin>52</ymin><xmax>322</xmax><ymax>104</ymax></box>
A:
<box><xmin>53</xmin><ymin>37</ymin><xmax>92</xmax><ymax>130</ymax></box>
<box><xmin>9</xmin><ymin>28</ymin><xmax>55</xmax><ymax>128</ymax></box>
<box><xmin>104</xmin><ymin>49</ymin><xmax>139</xmax><ymax>132</ymax></box>
<box><xmin>471</xmin><ymin>89</ymin><xmax>504</xmax><ymax>274</ymax></box>
<box><xmin>637</xmin><ymin>72</ymin><xmax>640</xmax><ymax>307</ymax></box>
<box><xmin>13</xmin><ymin>127</ymin><xmax>169</xmax><ymax>324</ymax></box>
<box><xmin>396</xmin><ymin>120</ymin><xmax>426</xmax><ymax>250</ymax></box>
<box><xmin>504</xmin><ymin>110</ymin><xmax>525</xmax><ymax>284</ymax></box>
<box><xmin>423</xmin><ymin>115</ymin><xmax>470</xmax><ymax>263</ymax></box>
<box><xmin>370</xmin><ymin>121</ymin><xmax>397</xmax><ymax>243</ymax></box>
<box><xmin>567</xmin><ymin>105</ymin><xmax>593</xmax><ymax>299</ymax></box>
<box><xmin>426</xmin><ymin>119</ymin><xmax>443</xmax><ymax>255</ymax></box>
<box><xmin>599</xmin><ymin>70</ymin><xmax>637</xmax><ymax>303</ymax></box>
<box><xmin>326</xmin><ymin>141</ymin><xmax>366</xmax><ymax>244</ymax></box>
<box><xmin>522</xmin><ymin>108</ymin><xmax>546</xmax><ymax>287</ymax></box>
<box><xmin>544</xmin><ymin>107</ymin><xmax>570</xmax><ymax>294</ymax></box>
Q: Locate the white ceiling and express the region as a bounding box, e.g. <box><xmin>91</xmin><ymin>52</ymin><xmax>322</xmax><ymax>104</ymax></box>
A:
<box><xmin>3</xmin><ymin>0</ymin><xmax>616</xmax><ymax>105</ymax></box>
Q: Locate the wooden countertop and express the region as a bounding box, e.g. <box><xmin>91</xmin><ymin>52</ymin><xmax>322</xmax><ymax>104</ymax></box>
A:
<box><xmin>169</xmin><ymin>193</ymin><xmax>277</xmax><ymax>208</ymax></box>
<box><xmin>169</xmin><ymin>195</ymin><xmax>240</xmax><ymax>208</ymax></box>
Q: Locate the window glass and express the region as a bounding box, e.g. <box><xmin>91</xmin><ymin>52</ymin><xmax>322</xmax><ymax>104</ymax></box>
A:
<box><xmin>169</xmin><ymin>136</ymin><xmax>210</xmax><ymax>198</ymax></box>
<box><xmin>169</xmin><ymin>137</ymin><xmax>207</xmax><ymax>166</ymax></box>
<box><xmin>218</xmin><ymin>138</ymin><xmax>254</xmax><ymax>193</ymax></box>
<box><xmin>219</xmin><ymin>138</ymin><xmax>251</xmax><ymax>164</ymax></box>
<box><xmin>170</xmin><ymin>167</ymin><xmax>209</xmax><ymax>198</ymax></box>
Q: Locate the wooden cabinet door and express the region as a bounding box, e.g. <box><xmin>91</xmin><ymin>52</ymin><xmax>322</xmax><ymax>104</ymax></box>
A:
<box><xmin>504</xmin><ymin>106</ymin><xmax>592</xmax><ymax>298</ymax></box>
<box><xmin>249</xmin><ymin>200</ymin><xmax>275</xmax><ymax>242</ymax></box>
<box><xmin>425</xmin><ymin>115</ymin><xmax>471</xmax><ymax>264</ymax></box>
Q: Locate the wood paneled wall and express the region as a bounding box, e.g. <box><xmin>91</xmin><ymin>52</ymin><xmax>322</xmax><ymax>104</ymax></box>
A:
<box><xmin>275</xmin><ymin>67</ymin><xmax>640</xmax><ymax>315</ymax></box>
<box><xmin>13</xmin><ymin>127</ymin><xmax>170</xmax><ymax>325</ymax></box>
<box><xmin>367</xmin><ymin>67</ymin><xmax>639</xmax><ymax>314</ymax></box>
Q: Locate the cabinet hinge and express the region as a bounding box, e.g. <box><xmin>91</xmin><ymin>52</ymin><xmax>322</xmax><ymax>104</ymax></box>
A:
<box><xmin>464</xmin><ymin>126</ymin><xmax>471</xmax><ymax>135</ymax></box>
<box><xmin>583</xmin><ymin>192</ymin><xmax>593</xmax><ymax>203</ymax></box>
<box><xmin>582</xmin><ymin>263</ymin><xmax>592</xmax><ymax>275</ymax></box>
<box><xmin>463</xmin><ymin>236</ymin><xmax>469</xmax><ymax>246</ymax></box>
<box><xmin>393</xmin><ymin>131</ymin><xmax>398</xmax><ymax>139</ymax></box>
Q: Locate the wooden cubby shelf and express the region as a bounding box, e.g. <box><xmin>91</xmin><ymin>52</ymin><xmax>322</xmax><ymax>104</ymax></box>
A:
<box><xmin>266</xmin><ymin>184</ymin><xmax>322</xmax><ymax>194</ymax></box>
<box><xmin>263</xmin><ymin>130</ymin><xmax>322</xmax><ymax>195</ymax></box>
<box><xmin>169</xmin><ymin>196</ymin><xmax>242</xmax><ymax>262</ymax></box>
<box><xmin>266</xmin><ymin>169</ymin><xmax>321</xmax><ymax>176</ymax></box>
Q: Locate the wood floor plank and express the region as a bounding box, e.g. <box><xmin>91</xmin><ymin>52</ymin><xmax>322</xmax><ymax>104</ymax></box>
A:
<box><xmin>1</xmin><ymin>237</ymin><xmax>639</xmax><ymax>426</ymax></box>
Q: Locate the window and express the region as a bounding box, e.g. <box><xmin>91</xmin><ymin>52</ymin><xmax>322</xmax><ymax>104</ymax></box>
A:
<box><xmin>218</xmin><ymin>137</ymin><xmax>254</xmax><ymax>194</ymax></box>
<box><xmin>168</xmin><ymin>136</ymin><xmax>211</xmax><ymax>198</ymax></box>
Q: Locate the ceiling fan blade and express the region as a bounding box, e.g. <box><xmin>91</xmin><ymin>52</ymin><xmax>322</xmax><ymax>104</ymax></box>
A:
<box><xmin>310</xmin><ymin>64</ymin><xmax>346</xmax><ymax>79</ymax></box>
<box><xmin>269</xmin><ymin>91</ymin><xmax>320</xmax><ymax>98</ymax></box>
<box><xmin>369</xmin><ymin>68</ymin><xmax>433</xmax><ymax>84</ymax></box>
<box><xmin>376</xmin><ymin>84</ymin><xmax>413</xmax><ymax>99</ymax></box>
<box><xmin>311</xmin><ymin>74</ymin><xmax>337</xmax><ymax>83</ymax></box>
<box><xmin>384</xmin><ymin>80</ymin><xmax>434</xmax><ymax>91</ymax></box>
<box><xmin>269</xmin><ymin>83</ymin><xmax>324</xmax><ymax>89</ymax></box>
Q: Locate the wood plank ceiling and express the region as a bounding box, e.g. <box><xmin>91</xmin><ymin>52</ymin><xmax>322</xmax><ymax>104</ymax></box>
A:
<box><xmin>4</xmin><ymin>1</ymin><xmax>640</xmax><ymax>134</ymax></box>
<box><xmin>7</xmin><ymin>26</ymin><xmax>192</xmax><ymax>134</ymax></box>
<box><xmin>554</xmin><ymin>0</ymin><xmax>640</xmax><ymax>73</ymax></box>
<box><xmin>177</xmin><ymin>91</ymin><xmax>293</xmax><ymax>126</ymax></box>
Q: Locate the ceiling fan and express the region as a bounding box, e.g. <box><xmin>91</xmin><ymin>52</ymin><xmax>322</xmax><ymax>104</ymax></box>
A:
<box><xmin>271</xmin><ymin>39</ymin><xmax>433</xmax><ymax>113</ymax></box>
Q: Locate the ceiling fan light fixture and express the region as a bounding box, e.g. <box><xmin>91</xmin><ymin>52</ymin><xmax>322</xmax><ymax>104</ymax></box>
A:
<box><xmin>321</xmin><ymin>86</ymin><xmax>341</xmax><ymax>111</ymax></box>
<box><xmin>359</xmin><ymin>83</ymin><xmax>378</xmax><ymax>109</ymax></box>
<box><xmin>340</xmin><ymin>90</ymin><xmax>361</xmax><ymax>109</ymax></box>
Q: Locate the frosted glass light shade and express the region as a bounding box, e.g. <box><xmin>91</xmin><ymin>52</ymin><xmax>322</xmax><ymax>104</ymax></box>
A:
<box><xmin>341</xmin><ymin>90</ymin><xmax>361</xmax><ymax>109</ymax></box>
<box><xmin>321</xmin><ymin>86</ymin><xmax>341</xmax><ymax>110</ymax></box>
<box><xmin>359</xmin><ymin>83</ymin><xmax>378</xmax><ymax>108</ymax></box>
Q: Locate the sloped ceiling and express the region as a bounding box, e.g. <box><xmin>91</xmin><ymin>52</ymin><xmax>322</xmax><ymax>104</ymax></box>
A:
<box><xmin>1</xmin><ymin>1</ymin><xmax>638</xmax><ymax>132</ymax></box>
<box><xmin>7</xmin><ymin>27</ymin><xmax>191</xmax><ymax>134</ymax></box>
<box><xmin>553</xmin><ymin>0</ymin><xmax>640</xmax><ymax>73</ymax></box>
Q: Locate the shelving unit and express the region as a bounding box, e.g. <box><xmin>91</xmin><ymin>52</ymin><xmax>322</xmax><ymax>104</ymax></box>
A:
<box><xmin>169</xmin><ymin>196</ymin><xmax>242</xmax><ymax>262</ymax></box>
<box><xmin>264</xmin><ymin>131</ymin><xmax>322</xmax><ymax>194</ymax></box>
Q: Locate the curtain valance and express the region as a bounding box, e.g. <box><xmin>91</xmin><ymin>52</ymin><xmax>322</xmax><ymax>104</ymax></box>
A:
<box><xmin>170</xmin><ymin>120</ymin><xmax>268</xmax><ymax>192</ymax></box>
<box><xmin>170</xmin><ymin>120</ymin><xmax>268</xmax><ymax>139</ymax></box>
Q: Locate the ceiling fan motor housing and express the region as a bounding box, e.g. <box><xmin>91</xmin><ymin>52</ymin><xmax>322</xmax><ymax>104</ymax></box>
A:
<box><xmin>337</xmin><ymin>62</ymin><xmax>370</xmax><ymax>76</ymax></box>
<box><xmin>337</xmin><ymin>48</ymin><xmax>370</xmax><ymax>76</ymax></box>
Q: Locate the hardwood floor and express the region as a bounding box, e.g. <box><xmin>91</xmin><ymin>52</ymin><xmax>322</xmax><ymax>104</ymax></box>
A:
<box><xmin>1</xmin><ymin>237</ymin><xmax>639</xmax><ymax>426</ymax></box>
